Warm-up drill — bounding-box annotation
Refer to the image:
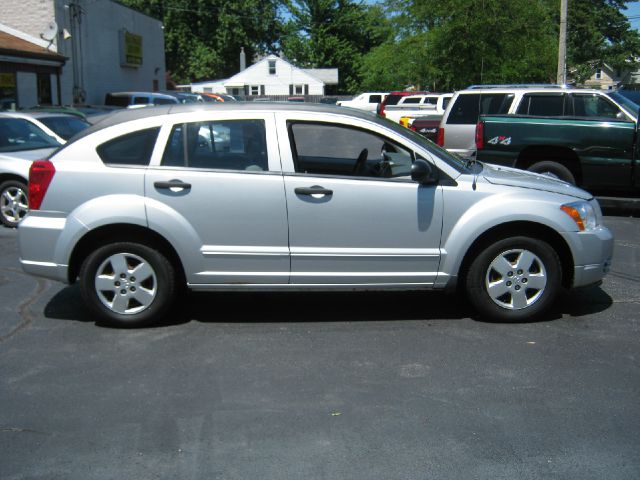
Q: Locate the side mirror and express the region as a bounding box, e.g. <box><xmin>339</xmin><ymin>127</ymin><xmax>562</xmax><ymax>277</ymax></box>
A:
<box><xmin>411</xmin><ymin>159</ymin><xmax>438</xmax><ymax>185</ymax></box>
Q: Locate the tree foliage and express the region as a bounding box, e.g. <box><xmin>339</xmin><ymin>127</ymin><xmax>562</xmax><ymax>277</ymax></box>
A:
<box><xmin>368</xmin><ymin>0</ymin><xmax>558</xmax><ymax>91</ymax></box>
<box><xmin>279</xmin><ymin>0</ymin><xmax>393</xmax><ymax>92</ymax></box>
<box><xmin>120</xmin><ymin>0</ymin><xmax>282</xmax><ymax>84</ymax></box>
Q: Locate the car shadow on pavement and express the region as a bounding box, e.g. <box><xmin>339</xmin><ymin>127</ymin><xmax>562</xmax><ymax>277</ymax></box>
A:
<box><xmin>43</xmin><ymin>283</ymin><xmax>613</xmax><ymax>328</ymax></box>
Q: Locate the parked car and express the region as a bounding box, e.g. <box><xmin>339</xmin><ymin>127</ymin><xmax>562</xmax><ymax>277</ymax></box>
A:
<box><xmin>7</xmin><ymin>112</ymin><xmax>90</xmax><ymax>144</ymax></box>
<box><xmin>104</xmin><ymin>92</ymin><xmax>180</xmax><ymax>108</ymax></box>
<box><xmin>336</xmin><ymin>92</ymin><xmax>388</xmax><ymax>111</ymax></box>
<box><xmin>384</xmin><ymin>93</ymin><xmax>453</xmax><ymax>123</ymax></box>
<box><xmin>401</xmin><ymin>116</ymin><xmax>440</xmax><ymax>143</ymax></box>
<box><xmin>0</xmin><ymin>113</ymin><xmax>62</xmax><ymax>227</ymax></box>
<box><xmin>377</xmin><ymin>91</ymin><xmax>429</xmax><ymax>118</ymax></box>
<box><xmin>19</xmin><ymin>103</ymin><xmax>612</xmax><ymax>327</ymax></box>
<box><xmin>438</xmin><ymin>84</ymin><xmax>637</xmax><ymax>158</ymax></box>
<box><xmin>475</xmin><ymin>113</ymin><xmax>640</xmax><ymax>193</ymax></box>
<box><xmin>201</xmin><ymin>93</ymin><xmax>238</xmax><ymax>103</ymax></box>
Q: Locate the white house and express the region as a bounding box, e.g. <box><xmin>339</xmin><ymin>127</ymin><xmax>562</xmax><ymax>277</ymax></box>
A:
<box><xmin>191</xmin><ymin>54</ymin><xmax>338</xmax><ymax>97</ymax></box>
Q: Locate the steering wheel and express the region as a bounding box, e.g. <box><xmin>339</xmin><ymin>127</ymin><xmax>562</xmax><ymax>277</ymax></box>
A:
<box><xmin>353</xmin><ymin>148</ymin><xmax>368</xmax><ymax>175</ymax></box>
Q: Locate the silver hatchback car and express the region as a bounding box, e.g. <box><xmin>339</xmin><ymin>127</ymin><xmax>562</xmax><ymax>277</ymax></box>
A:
<box><xmin>19</xmin><ymin>104</ymin><xmax>613</xmax><ymax>327</ymax></box>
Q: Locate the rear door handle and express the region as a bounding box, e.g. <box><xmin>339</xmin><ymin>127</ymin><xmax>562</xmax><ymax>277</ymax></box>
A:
<box><xmin>294</xmin><ymin>186</ymin><xmax>333</xmax><ymax>196</ymax></box>
<box><xmin>154</xmin><ymin>180</ymin><xmax>192</xmax><ymax>190</ymax></box>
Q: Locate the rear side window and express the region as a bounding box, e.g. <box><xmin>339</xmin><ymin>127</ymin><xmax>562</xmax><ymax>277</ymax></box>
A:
<box><xmin>572</xmin><ymin>94</ymin><xmax>622</xmax><ymax>119</ymax></box>
<box><xmin>104</xmin><ymin>94</ymin><xmax>130</xmax><ymax>107</ymax></box>
<box><xmin>516</xmin><ymin>94</ymin><xmax>566</xmax><ymax>116</ymax></box>
<box><xmin>153</xmin><ymin>97</ymin><xmax>177</xmax><ymax>105</ymax></box>
<box><xmin>447</xmin><ymin>93</ymin><xmax>514</xmax><ymax>125</ymax></box>
<box><xmin>401</xmin><ymin>97</ymin><xmax>422</xmax><ymax>104</ymax></box>
<box><xmin>97</xmin><ymin>127</ymin><xmax>159</xmax><ymax>166</ymax></box>
<box><xmin>133</xmin><ymin>97</ymin><xmax>149</xmax><ymax>105</ymax></box>
<box><xmin>161</xmin><ymin>119</ymin><xmax>268</xmax><ymax>171</ymax></box>
<box><xmin>369</xmin><ymin>95</ymin><xmax>382</xmax><ymax>103</ymax></box>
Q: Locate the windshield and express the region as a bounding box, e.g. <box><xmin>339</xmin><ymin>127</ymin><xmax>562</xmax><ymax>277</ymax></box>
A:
<box><xmin>376</xmin><ymin>115</ymin><xmax>469</xmax><ymax>172</ymax></box>
<box><xmin>607</xmin><ymin>91</ymin><xmax>640</xmax><ymax>118</ymax></box>
<box><xmin>0</xmin><ymin>117</ymin><xmax>61</xmax><ymax>152</ymax></box>
<box><xmin>39</xmin><ymin>116</ymin><xmax>90</xmax><ymax>140</ymax></box>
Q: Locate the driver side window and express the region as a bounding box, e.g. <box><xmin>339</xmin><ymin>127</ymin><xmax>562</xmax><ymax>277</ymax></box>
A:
<box><xmin>288</xmin><ymin>122</ymin><xmax>413</xmax><ymax>178</ymax></box>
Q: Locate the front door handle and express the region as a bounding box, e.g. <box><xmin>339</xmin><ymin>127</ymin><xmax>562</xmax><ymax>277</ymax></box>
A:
<box><xmin>154</xmin><ymin>180</ymin><xmax>192</xmax><ymax>190</ymax></box>
<box><xmin>295</xmin><ymin>186</ymin><xmax>333</xmax><ymax>196</ymax></box>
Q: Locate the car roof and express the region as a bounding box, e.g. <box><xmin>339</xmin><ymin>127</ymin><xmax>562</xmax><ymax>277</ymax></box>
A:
<box><xmin>0</xmin><ymin>111</ymin><xmax>80</xmax><ymax>120</ymax></box>
<box><xmin>456</xmin><ymin>86</ymin><xmax>603</xmax><ymax>95</ymax></box>
<box><xmin>63</xmin><ymin>102</ymin><xmax>387</xmax><ymax>145</ymax></box>
<box><xmin>107</xmin><ymin>92</ymin><xmax>177</xmax><ymax>98</ymax></box>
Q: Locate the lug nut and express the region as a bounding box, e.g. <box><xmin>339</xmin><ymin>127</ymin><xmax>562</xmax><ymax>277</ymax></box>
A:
<box><xmin>522</xmin><ymin>278</ymin><xmax>528</xmax><ymax>283</ymax></box>
<box><xmin>115</xmin><ymin>281</ymin><xmax>120</xmax><ymax>287</ymax></box>
<box><xmin>506</xmin><ymin>281</ymin><xmax>512</xmax><ymax>287</ymax></box>
<box><xmin>130</xmin><ymin>286</ymin><xmax>136</xmax><ymax>292</ymax></box>
<box><xmin>517</xmin><ymin>269</ymin><xmax>523</xmax><ymax>275</ymax></box>
<box><xmin>130</xmin><ymin>277</ymin><xmax>136</xmax><ymax>282</ymax></box>
<box><xmin>515</xmin><ymin>285</ymin><xmax>521</xmax><ymax>291</ymax></box>
<box><xmin>120</xmin><ymin>273</ymin><xmax>126</xmax><ymax>279</ymax></box>
<box><xmin>508</xmin><ymin>271</ymin><xmax>513</xmax><ymax>277</ymax></box>
<box><xmin>120</xmin><ymin>289</ymin><xmax>127</xmax><ymax>294</ymax></box>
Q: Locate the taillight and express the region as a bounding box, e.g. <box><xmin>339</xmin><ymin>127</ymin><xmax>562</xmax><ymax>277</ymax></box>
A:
<box><xmin>475</xmin><ymin>121</ymin><xmax>484</xmax><ymax>150</ymax></box>
<box><xmin>437</xmin><ymin>127</ymin><xmax>445</xmax><ymax>146</ymax></box>
<box><xmin>379</xmin><ymin>102</ymin><xmax>386</xmax><ymax>117</ymax></box>
<box><xmin>29</xmin><ymin>160</ymin><xmax>55</xmax><ymax>210</ymax></box>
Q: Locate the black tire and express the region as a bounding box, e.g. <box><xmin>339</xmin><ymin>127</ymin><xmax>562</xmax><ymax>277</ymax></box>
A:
<box><xmin>79</xmin><ymin>242</ymin><xmax>176</xmax><ymax>328</ymax></box>
<box><xmin>465</xmin><ymin>236</ymin><xmax>562</xmax><ymax>322</ymax></box>
<box><xmin>0</xmin><ymin>180</ymin><xmax>28</xmax><ymax>228</ymax></box>
<box><xmin>527</xmin><ymin>161</ymin><xmax>576</xmax><ymax>185</ymax></box>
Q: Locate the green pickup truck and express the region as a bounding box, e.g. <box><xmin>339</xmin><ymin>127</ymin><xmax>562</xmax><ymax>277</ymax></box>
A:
<box><xmin>475</xmin><ymin>114</ymin><xmax>640</xmax><ymax>195</ymax></box>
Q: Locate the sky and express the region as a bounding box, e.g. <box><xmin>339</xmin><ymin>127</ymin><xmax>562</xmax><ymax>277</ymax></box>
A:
<box><xmin>626</xmin><ymin>1</ymin><xmax>640</xmax><ymax>30</ymax></box>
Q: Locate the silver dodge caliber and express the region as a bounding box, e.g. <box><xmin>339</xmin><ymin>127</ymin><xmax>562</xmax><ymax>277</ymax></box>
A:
<box><xmin>18</xmin><ymin>104</ymin><xmax>613</xmax><ymax>327</ymax></box>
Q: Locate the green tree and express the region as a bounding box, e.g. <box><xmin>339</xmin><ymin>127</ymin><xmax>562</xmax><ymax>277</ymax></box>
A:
<box><xmin>280</xmin><ymin>1</ymin><xmax>392</xmax><ymax>92</ymax></box>
<box><xmin>120</xmin><ymin>0</ymin><xmax>283</xmax><ymax>84</ymax></box>
<box><xmin>370</xmin><ymin>0</ymin><xmax>558</xmax><ymax>91</ymax></box>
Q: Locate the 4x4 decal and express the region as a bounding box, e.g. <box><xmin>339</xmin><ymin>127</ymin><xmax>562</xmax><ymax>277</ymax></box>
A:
<box><xmin>488</xmin><ymin>135</ymin><xmax>512</xmax><ymax>146</ymax></box>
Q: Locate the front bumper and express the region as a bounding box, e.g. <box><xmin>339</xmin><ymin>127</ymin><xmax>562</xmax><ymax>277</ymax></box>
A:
<box><xmin>563</xmin><ymin>225</ymin><xmax>614</xmax><ymax>288</ymax></box>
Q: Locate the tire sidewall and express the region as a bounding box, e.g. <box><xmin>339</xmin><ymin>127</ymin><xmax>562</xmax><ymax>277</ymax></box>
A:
<box><xmin>0</xmin><ymin>180</ymin><xmax>28</xmax><ymax>228</ymax></box>
<box><xmin>466</xmin><ymin>236</ymin><xmax>562</xmax><ymax>322</ymax></box>
<box><xmin>528</xmin><ymin>161</ymin><xmax>576</xmax><ymax>185</ymax></box>
<box><xmin>79</xmin><ymin>242</ymin><xmax>175</xmax><ymax>328</ymax></box>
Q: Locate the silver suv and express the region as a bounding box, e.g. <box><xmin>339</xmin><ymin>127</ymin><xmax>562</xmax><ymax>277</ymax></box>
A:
<box><xmin>19</xmin><ymin>104</ymin><xmax>613</xmax><ymax>327</ymax></box>
<box><xmin>438</xmin><ymin>84</ymin><xmax>638</xmax><ymax>158</ymax></box>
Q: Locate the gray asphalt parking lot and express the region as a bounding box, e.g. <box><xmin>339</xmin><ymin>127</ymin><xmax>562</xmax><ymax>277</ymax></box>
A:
<box><xmin>1</xmin><ymin>214</ymin><xmax>639</xmax><ymax>479</ymax></box>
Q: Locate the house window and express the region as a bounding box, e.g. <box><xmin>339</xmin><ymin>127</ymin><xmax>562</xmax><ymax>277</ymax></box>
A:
<box><xmin>595</xmin><ymin>68</ymin><xmax>602</xmax><ymax>80</ymax></box>
<box><xmin>268</xmin><ymin>59</ymin><xmax>276</xmax><ymax>75</ymax></box>
<box><xmin>250</xmin><ymin>85</ymin><xmax>260</xmax><ymax>96</ymax></box>
<box><xmin>294</xmin><ymin>84</ymin><xmax>304</xmax><ymax>95</ymax></box>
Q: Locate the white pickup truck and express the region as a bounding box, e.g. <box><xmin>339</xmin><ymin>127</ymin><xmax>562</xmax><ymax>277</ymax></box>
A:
<box><xmin>384</xmin><ymin>93</ymin><xmax>453</xmax><ymax>123</ymax></box>
<box><xmin>336</xmin><ymin>92</ymin><xmax>388</xmax><ymax>112</ymax></box>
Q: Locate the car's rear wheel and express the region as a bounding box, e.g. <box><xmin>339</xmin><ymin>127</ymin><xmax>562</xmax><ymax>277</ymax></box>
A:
<box><xmin>0</xmin><ymin>180</ymin><xmax>28</xmax><ymax>228</ymax></box>
<box><xmin>466</xmin><ymin>236</ymin><xmax>562</xmax><ymax>322</ymax></box>
<box><xmin>79</xmin><ymin>242</ymin><xmax>176</xmax><ymax>327</ymax></box>
<box><xmin>528</xmin><ymin>161</ymin><xmax>576</xmax><ymax>185</ymax></box>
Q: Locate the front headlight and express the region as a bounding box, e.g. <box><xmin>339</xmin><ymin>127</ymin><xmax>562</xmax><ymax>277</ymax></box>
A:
<box><xmin>560</xmin><ymin>201</ymin><xmax>599</xmax><ymax>231</ymax></box>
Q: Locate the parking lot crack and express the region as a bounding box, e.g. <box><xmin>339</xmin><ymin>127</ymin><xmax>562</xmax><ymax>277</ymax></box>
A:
<box><xmin>0</xmin><ymin>269</ymin><xmax>50</xmax><ymax>343</ymax></box>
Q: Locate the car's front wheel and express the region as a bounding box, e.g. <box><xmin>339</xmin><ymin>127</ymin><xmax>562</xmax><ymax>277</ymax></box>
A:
<box><xmin>0</xmin><ymin>180</ymin><xmax>28</xmax><ymax>228</ymax></box>
<box><xmin>79</xmin><ymin>242</ymin><xmax>176</xmax><ymax>327</ymax></box>
<box><xmin>466</xmin><ymin>236</ymin><xmax>562</xmax><ymax>322</ymax></box>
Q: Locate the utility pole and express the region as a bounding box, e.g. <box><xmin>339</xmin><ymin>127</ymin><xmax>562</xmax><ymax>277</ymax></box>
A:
<box><xmin>557</xmin><ymin>0</ymin><xmax>568</xmax><ymax>84</ymax></box>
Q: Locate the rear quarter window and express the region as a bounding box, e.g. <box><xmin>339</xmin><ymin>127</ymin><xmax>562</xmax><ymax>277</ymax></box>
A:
<box><xmin>447</xmin><ymin>93</ymin><xmax>514</xmax><ymax>125</ymax></box>
<box><xmin>96</xmin><ymin>127</ymin><xmax>160</xmax><ymax>166</ymax></box>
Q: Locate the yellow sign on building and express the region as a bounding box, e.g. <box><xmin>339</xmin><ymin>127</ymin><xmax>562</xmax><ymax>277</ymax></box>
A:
<box><xmin>120</xmin><ymin>30</ymin><xmax>143</xmax><ymax>67</ymax></box>
<box><xmin>0</xmin><ymin>73</ymin><xmax>16</xmax><ymax>88</ymax></box>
